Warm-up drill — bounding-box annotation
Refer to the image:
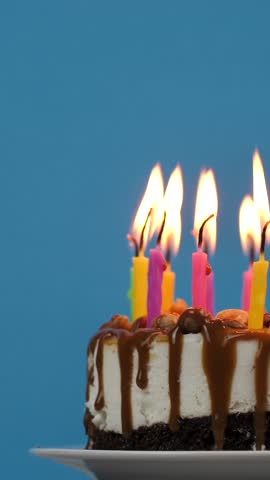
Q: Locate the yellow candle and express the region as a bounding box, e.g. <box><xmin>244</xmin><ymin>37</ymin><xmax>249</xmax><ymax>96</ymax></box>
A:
<box><xmin>161</xmin><ymin>265</ymin><xmax>175</xmax><ymax>312</ymax></box>
<box><xmin>132</xmin><ymin>256</ymin><xmax>148</xmax><ymax>321</ymax></box>
<box><xmin>248</xmin><ymin>253</ymin><xmax>269</xmax><ymax>329</ymax></box>
<box><xmin>128</xmin><ymin>165</ymin><xmax>164</xmax><ymax>321</ymax></box>
<box><xmin>127</xmin><ymin>267</ymin><xmax>134</xmax><ymax>320</ymax></box>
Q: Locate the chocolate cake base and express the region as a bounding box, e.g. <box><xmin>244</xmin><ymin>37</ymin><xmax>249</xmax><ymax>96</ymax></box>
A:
<box><xmin>85</xmin><ymin>413</ymin><xmax>270</xmax><ymax>450</ymax></box>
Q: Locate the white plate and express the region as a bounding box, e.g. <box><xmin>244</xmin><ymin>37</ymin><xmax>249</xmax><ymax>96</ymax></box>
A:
<box><xmin>31</xmin><ymin>447</ymin><xmax>270</xmax><ymax>479</ymax></box>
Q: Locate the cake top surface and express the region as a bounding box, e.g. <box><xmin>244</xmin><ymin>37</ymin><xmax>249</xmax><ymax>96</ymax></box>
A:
<box><xmin>91</xmin><ymin>308</ymin><xmax>270</xmax><ymax>347</ymax></box>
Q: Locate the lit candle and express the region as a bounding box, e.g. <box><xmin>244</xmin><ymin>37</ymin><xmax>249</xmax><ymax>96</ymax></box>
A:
<box><xmin>239</xmin><ymin>196</ymin><xmax>260</xmax><ymax>311</ymax></box>
<box><xmin>132</xmin><ymin>256</ymin><xmax>148</xmax><ymax>321</ymax></box>
<box><xmin>249</xmin><ymin>221</ymin><xmax>270</xmax><ymax>329</ymax></box>
<box><xmin>147</xmin><ymin>244</ymin><xmax>166</xmax><ymax>327</ymax></box>
<box><xmin>242</xmin><ymin>266</ymin><xmax>253</xmax><ymax>312</ymax></box>
<box><xmin>204</xmin><ymin>241</ymin><xmax>215</xmax><ymax>316</ymax></box>
<box><xmin>128</xmin><ymin>165</ymin><xmax>164</xmax><ymax>321</ymax></box>
<box><xmin>192</xmin><ymin>170</ymin><xmax>218</xmax><ymax>313</ymax></box>
<box><xmin>206</xmin><ymin>267</ymin><xmax>214</xmax><ymax>316</ymax></box>
<box><xmin>160</xmin><ymin>166</ymin><xmax>184</xmax><ymax>312</ymax></box>
<box><xmin>192</xmin><ymin>216</ymin><xmax>213</xmax><ymax>310</ymax></box>
<box><xmin>127</xmin><ymin>238</ymin><xmax>136</xmax><ymax>319</ymax></box>
<box><xmin>162</xmin><ymin>263</ymin><xmax>175</xmax><ymax>313</ymax></box>
<box><xmin>127</xmin><ymin>213</ymin><xmax>151</xmax><ymax>321</ymax></box>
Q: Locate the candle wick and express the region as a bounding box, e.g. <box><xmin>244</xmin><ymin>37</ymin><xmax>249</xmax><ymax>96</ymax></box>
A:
<box><xmin>156</xmin><ymin>212</ymin><xmax>166</xmax><ymax>247</ymax></box>
<box><xmin>139</xmin><ymin>208</ymin><xmax>152</xmax><ymax>254</ymax></box>
<box><xmin>165</xmin><ymin>243</ymin><xmax>171</xmax><ymax>265</ymax></box>
<box><xmin>127</xmin><ymin>233</ymin><xmax>139</xmax><ymax>257</ymax></box>
<box><xmin>260</xmin><ymin>220</ymin><xmax>270</xmax><ymax>257</ymax></box>
<box><xmin>247</xmin><ymin>234</ymin><xmax>255</xmax><ymax>265</ymax></box>
<box><xmin>198</xmin><ymin>213</ymin><xmax>215</xmax><ymax>249</ymax></box>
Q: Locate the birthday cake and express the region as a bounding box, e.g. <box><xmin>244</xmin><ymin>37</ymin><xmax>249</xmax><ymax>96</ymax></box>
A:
<box><xmin>84</xmin><ymin>154</ymin><xmax>270</xmax><ymax>450</ymax></box>
<box><xmin>84</xmin><ymin>306</ymin><xmax>270</xmax><ymax>451</ymax></box>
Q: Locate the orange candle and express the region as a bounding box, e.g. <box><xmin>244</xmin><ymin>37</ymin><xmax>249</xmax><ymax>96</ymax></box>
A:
<box><xmin>160</xmin><ymin>166</ymin><xmax>183</xmax><ymax>312</ymax></box>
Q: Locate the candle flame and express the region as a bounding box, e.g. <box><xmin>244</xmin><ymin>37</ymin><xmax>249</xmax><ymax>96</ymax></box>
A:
<box><xmin>194</xmin><ymin>169</ymin><xmax>218</xmax><ymax>254</ymax></box>
<box><xmin>253</xmin><ymin>149</ymin><xmax>270</xmax><ymax>243</ymax></box>
<box><xmin>160</xmin><ymin>165</ymin><xmax>184</xmax><ymax>256</ymax></box>
<box><xmin>132</xmin><ymin>164</ymin><xmax>164</xmax><ymax>251</ymax></box>
<box><xmin>239</xmin><ymin>195</ymin><xmax>261</xmax><ymax>256</ymax></box>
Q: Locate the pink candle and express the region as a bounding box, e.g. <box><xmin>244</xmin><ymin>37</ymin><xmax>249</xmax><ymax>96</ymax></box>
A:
<box><xmin>206</xmin><ymin>270</ymin><xmax>214</xmax><ymax>316</ymax></box>
<box><xmin>241</xmin><ymin>265</ymin><xmax>253</xmax><ymax>311</ymax></box>
<box><xmin>147</xmin><ymin>247</ymin><xmax>166</xmax><ymax>327</ymax></box>
<box><xmin>192</xmin><ymin>249</ymin><xmax>208</xmax><ymax>311</ymax></box>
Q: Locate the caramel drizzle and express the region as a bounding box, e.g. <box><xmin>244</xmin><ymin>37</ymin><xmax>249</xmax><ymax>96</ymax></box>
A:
<box><xmin>202</xmin><ymin>321</ymin><xmax>237</xmax><ymax>449</ymax></box>
<box><xmin>203</xmin><ymin>323</ymin><xmax>270</xmax><ymax>449</ymax></box>
<box><xmin>84</xmin><ymin>335</ymin><xmax>99</xmax><ymax>437</ymax></box>
<box><xmin>119</xmin><ymin>330</ymin><xmax>160</xmax><ymax>434</ymax></box>
<box><xmin>168</xmin><ymin>327</ymin><xmax>183</xmax><ymax>430</ymax></box>
<box><xmin>86</xmin><ymin>328</ymin><xmax>160</xmax><ymax>435</ymax></box>
<box><xmin>118</xmin><ymin>331</ymin><xmax>133</xmax><ymax>434</ymax></box>
<box><xmin>136</xmin><ymin>334</ymin><xmax>152</xmax><ymax>390</ymax></box>
<box><xmin>86</xmin><ymin>323</ymin><xmax>270</xmax><ymax>449</ymax></box>
<box><xmin>255</xmin><ymin>337</ymin><xmax>270</xmax><ymax>450</ymax></box>
<box><xmin>94</xmin><ymin>337</ymin><xmax>106</xmax><ymax>410</ymax></box>
<box><xmin>88</xmin><ymin>331</ymin><xmax>113</xmax><ymax>411</ymax></box>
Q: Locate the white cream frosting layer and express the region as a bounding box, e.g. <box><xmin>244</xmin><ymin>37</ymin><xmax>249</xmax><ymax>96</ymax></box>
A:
<box><xmin>85</xmin><ymin>334</ymin><xmax>265</xmax><ymax>434</ymax></box>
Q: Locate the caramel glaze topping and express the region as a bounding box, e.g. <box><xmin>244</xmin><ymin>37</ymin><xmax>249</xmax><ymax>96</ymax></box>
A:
<box><xmin>202</xmin><ymin>317</ymin><xmax>270</xmax><ymax>450</ymax></box>
<box><xmin>202</xmin><ymin>320</ymin><xmax>237</xmax><ymax>449</ymax></box>
<box><xmin>255</xmin><ymin>335</ymin><xmax>270</xmax><ymax>450</ymax></box>
<box><xmin>85</xmin><ymin>311</ymin><xmax>270</xmax><ymax>449</ymax></box>
<box><xmin>87</xmin><ymin>323</ymin><xmax>161</xmax><ymax>435</ymax></box>
<box><xmin>168</xmin><ymin>327</ymin><xmax>183</xmax><ymax>430</ymax></box>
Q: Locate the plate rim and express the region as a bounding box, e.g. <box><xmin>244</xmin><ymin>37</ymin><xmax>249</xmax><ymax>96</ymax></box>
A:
<box><xmin>31</xmin><ymin>447</ymin><xmax>270</xmax><ymax>458</ymax></box>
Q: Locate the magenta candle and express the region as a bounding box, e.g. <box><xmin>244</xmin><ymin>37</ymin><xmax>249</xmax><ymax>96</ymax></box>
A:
<box><xmin>206</xmin><ymin>270</ymin><xmax>214</xmax><ymax>316</ymax></box>
<box><xmin>147</xmin><ymin>247</ymin><xmax>166</xmax><ymax>327</ymax></box>
<box><xmin>241</xmin><ymin>265</ymin><xmax>253</xmax><ymax>311</ymax></box>
<box><xmin>192</xmin><ymin>248</ymin><xmax>208</xmax><ymax>310</ymax></box>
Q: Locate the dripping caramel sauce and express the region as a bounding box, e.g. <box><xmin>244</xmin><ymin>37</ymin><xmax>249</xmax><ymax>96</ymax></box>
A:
<box><xmin>202</xmin><ymin>322</ymin><xmax>238</xmax><ymax>449</ymax></box>
<box><xmin>168</xmin><ymin>328</ymin><xmax>183</xmax><ymax>431</ymax></box>
<box><xmin>86</xmin><ymin>323</ymin><xmax>270</xmax><ymax>449</ymax></box>
<box><xmin>87</xmin><ymin>328</ymin><xmax>161</xmax><ymax>435</ymax></box>
<box><xmin>202</xmin><ymin>323</ymin><xmax>270</xmax><ymax>450</ymax></box>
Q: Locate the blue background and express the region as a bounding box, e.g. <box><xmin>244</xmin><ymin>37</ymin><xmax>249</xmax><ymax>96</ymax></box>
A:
<box><xmin>1</xmin><ymin>0</ymin><xmax>270</xmax><ymax>478</ymax></box>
